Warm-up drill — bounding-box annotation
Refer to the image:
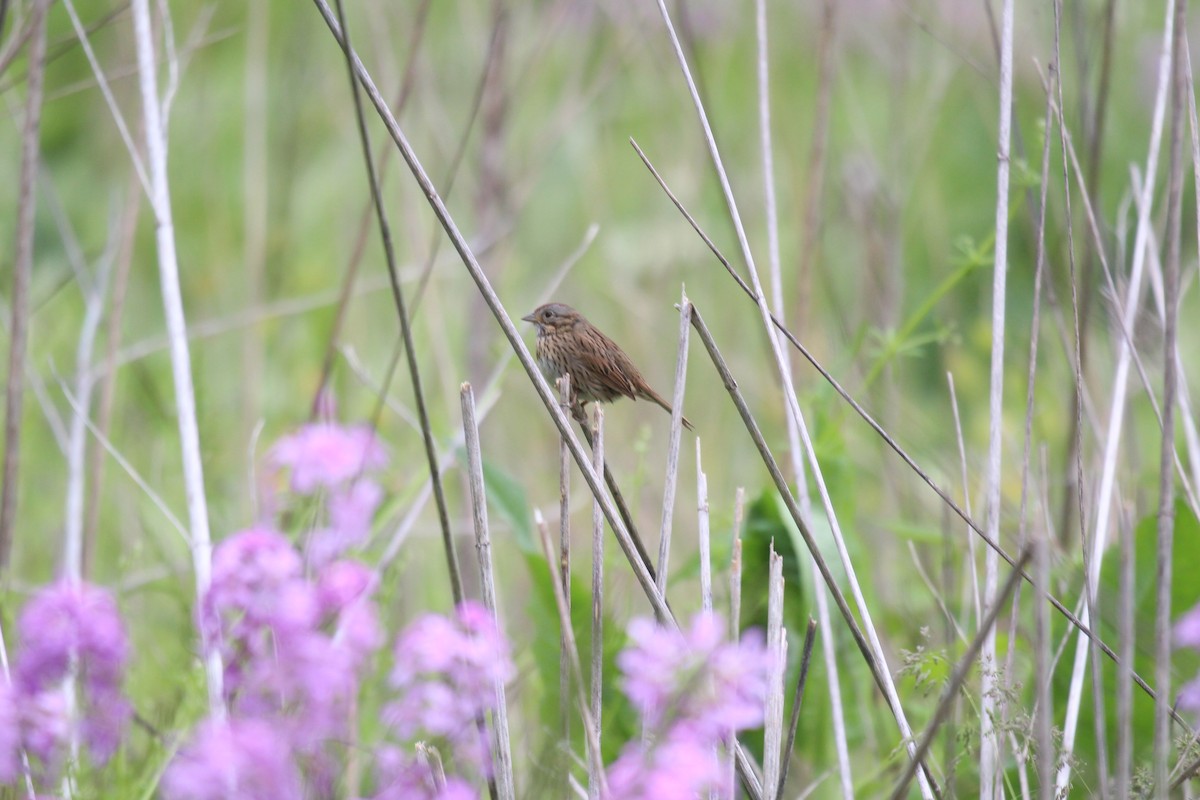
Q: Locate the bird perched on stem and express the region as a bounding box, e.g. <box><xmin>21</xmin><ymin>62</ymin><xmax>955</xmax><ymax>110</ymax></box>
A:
<box><xmin>522</xmin><ymin>302</ymin><xmax>693</xmax><ymax>431</ymax></box>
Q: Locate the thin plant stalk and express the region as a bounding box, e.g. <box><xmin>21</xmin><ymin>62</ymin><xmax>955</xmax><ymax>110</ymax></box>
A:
<box><xmin>778</xmin><ymin>619</ymin><xmax>818</xmax><ymax>798</ymax></box>
<box><xmin>1050</xmin><ymin>4</ymin><xmax>1112</xmax><ymax>793</ymax></box>
<box><xmin>980</xmin><ymin>0</ymin><xmax>1016</xmax><ymax>794</ymax></box>
<box><xmin>1118</xmin><ymin>506</ymin><xmax>1138</xmax><ymax>799</ymax></box>
<box><xmin>1154</xmin><ymin>0</ymin><xmax>1188</xmax><ymax>793</ymax></box>
<box><xmin>0</xmin><ymin>0</ymin><xmax>49</xmax><ymax>572</ymax></box>
<box><xmin>753</xmin><ymin>0</ymin><xmax>852</xmax><ymax>787</ymax></box>
<box><xmin>83</xmin><ymin>176</ymin><xmax>140</xmax><ymax>577</ymax></box>
<box><xmin>130</xmin><ymin>0</ymin><xmax>224</xmax><ymax>714</ymax></box>
<box><xmin>460</xmin><ymin>384</ymin><xmax>517</xmax><ymax>800</ymax></box>
<box><xmin>889</xmin><ymin>549</ymin><xmax>1034</xmax><ymax>800</ymax></box>
<box><xmin>64</xmin><ymin>232</ymin><xmax>115</xmax><ymax>583</ymax></box>
<box><xmin>329</xmin><ymin>0</ymin><xmax>464</xmax><ymax>605</ymax></box>
<box><xmin>727</xmin><ymin>524</ymin><xmax>743</xmax><ymax>797</ymax></box>
<box><xmin>588</xmin><ymin>407</ymin><xmax>605</xmax><ymax>800</ymax></box>
<box><xmin>1055</xmin><ymin>0</ymin><xmax>1177</xmax><ymax>786</ymax></box>
<box><xmin>947</xmin><ymin>372</ymin><xmax>981</xmax><ymax>627</ymax></box>
<box><xmin>697</xmin><ymin>438</ymin><xmax>711</xmax><ymax>614</ymax></box>
<box><xmin>763</xmin><ymin>549</ymin><xmax>786</xmax><ymax>800</ymax></box>
<box><xmin>656</xmin><ymin>293</ymin><xmax>693</xmax><ymax>602</ymax></box>
<box><xmin>1035</xmin><ymin>535</ymin><xmax>1055</xmax><ymax>800</ymax></box>
<box><xmin>559</xmin><ymin>373</ymin><xmax>572</xmax><ymax>751</ymax></box>
<box><xmin>536</xmin><ymin>510</ymin><xmax>609</xmax><ymax>800</ymax></box>
<box><xmin>1022</xmin><ymin>59</ymin><xmax>1057</xmax><ymax>800</ymax></box>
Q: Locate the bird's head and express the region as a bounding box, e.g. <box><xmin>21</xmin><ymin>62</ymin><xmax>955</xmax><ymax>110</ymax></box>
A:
<box><xmin>521</xmin><ymin>303</ymin><xmax>580</xmax><ymax>335</ymax></box>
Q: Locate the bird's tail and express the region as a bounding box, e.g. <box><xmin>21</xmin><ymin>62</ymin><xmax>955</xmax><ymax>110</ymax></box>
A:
<box><xmin>643</xmin><ymin>389</ymin><xmax>694</xmax><ymax>432</ymax></box>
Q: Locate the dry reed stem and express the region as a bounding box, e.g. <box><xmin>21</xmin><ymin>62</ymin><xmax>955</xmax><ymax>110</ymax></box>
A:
<box><xmin>588</xmin><ymin>407</ymin><xmax>605</xmax><ymax>800</ymax></box>
<box><xmin>558</xmin><ymin>374</ymin><xmax>572</xmax><ymax>751</ymax></box>
<box><xmin>979</xmin><ymin>0</ymin><xmax>1015</xmax><ymax>792</ymax></box>
<box><xmin>1026</xmin><ymin>56</ymin><xmax>1058</xmax><ymax>800</ymax></box>
<box><xmin>763</xmin><ymin>548</ymin><xmax>785</xmax><ymax>799</ymax></box>
<box><xmin>461</xmin><ymin>384</ymin><xmax>517</xmax><ymax>800</ymax></box>
<box><xmin>696</xmin><ymin>438</ymin><xmax>711</xmax><ymax>614</ymax></box>
<box><xmin>536</xmin><ymin>510</ymin><xmax>609</xmax><ymax>800</ymax></box>
<box><xmin>1154</xmin><ymin>0</ymin><xmax>1188</xmax><ymax>793</ymax></box>
<box><xmin>656</xmin><ymin>293</ymin><xmax>692</xmax><ymax>603</ymax></box>
<box><xmin>727</xmin><ymin>525</ymin><xmax>743</xmax><ymax>797</ymax></box>
<box><xmin>130</xmin><ymin>0</ymin><xmax>225</xmax><ymax>714</ymax></box>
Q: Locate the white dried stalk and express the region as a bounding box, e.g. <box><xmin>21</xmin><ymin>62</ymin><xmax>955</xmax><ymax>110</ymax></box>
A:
<box><xmin>460</xmin><ymin>384</ymin><xmax>516</xmax><ymax>800</ymax></box>
<box><xmin>656</xmin><ymin>292</ymin><xmax>693</xmax><ymax>600</ymax></box>
<box><xmin>763</xmin><ymin>548</ymin><xmax>786</xmax><ymax>799</ymax></box>
<box><xmin>1056</xmin><ymin>1</ymin><xmax>1176</xmax><ymax>790</ymax></box>
<box><xmin>980</xmin><ymin>0</ymin><xmax>1016</xmax><ymax>794</ymax></box>
<box><xmin>129</xmin><ymin>0</ymin><xmax>225</xmax><ymax>714</ymax></box>
<box><xmin>697</xmin><ymin>438</ymin><xmax>711</xmax><ymax>614</ymax></box>
<box><xmin>588</xmin><ymin>408</ymin><xmax>605</xmax><ymax>800</ymax></box>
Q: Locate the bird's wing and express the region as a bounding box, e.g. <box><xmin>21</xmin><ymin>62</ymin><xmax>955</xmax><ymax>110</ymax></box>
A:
<box><xmin>590</xmin><ymin>328</ymin><xmax>642</xmax><ymax>399</ymax></box>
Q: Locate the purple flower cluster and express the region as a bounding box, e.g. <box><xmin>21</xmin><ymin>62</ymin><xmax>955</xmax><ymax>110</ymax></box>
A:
<box><xmin>1175</xmin><ymin>604</ymin><xmax>1200</xmax><ymax>711</ymax></box>
<box><xmin>168</xmin><ymin>526</ymin><xmax>383</xmax><ymax>797</ymax></box>
<box><xmin>0</xmin><ymin>581</ymin><xmax>131</xmax><ymax>785</ymax></box>
<box><xmin>271</xmin><ymin>423</ymin><xmax>388</xmax><ymax>565</ymax></box>
<box><xmin>383</xmin><ymin>601</ymin><xmax>514</xmax><ymax>778</ymax></box>
<box><xmin>166</xmin><ymin>419</ymin><xmax>516</xmax><ymax>799</ymax></box>
<box><xmin>163</xmin><ymin>718</ymin><xmax>302</xmax><ymax>800</ymax></box>
<box><xmin>607</xmin><ymin>613</ymin><xmax>771</xmax><ymax>800</ymax></box>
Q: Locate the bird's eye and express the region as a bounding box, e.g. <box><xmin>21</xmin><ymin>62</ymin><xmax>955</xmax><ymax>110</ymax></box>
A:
<box><xmin>543</xmin><ymin>309</ymin><xmax>555</xmax><ymax>319</ymax></box>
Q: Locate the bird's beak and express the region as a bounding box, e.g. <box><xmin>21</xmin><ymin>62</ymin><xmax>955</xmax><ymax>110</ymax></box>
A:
<box><xmin>521</xmin><ymin>312</ymin><xmax>536</xmax><ymax>323</ymax></box>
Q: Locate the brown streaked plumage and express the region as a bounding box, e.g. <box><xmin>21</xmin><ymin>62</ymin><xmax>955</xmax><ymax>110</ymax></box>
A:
<box><xmin>521</xmin><ymin>302</ymin><xmax>694</xmax><ymax>431</ymax></box>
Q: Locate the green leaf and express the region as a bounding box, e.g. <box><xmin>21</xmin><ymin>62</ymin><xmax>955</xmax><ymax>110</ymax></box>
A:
<box><xmin>483</xmin><ymin>460</ymin><xmax>537</xmax><ymax>555</ymax></box>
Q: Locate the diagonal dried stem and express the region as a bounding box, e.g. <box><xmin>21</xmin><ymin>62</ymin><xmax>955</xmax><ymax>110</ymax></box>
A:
<box><xmin>630</xmin><ymin>136</ymin><xmax>1193</xmax><ymax>734</ymax></box>
<box><xmin>307</xmin><ymin>5</ymin><xmax>767</xmax><ymax>791</ymax></box>
<box><xmin>330</xmin><ymin>0</ymin><xmax>464</xmax><ymax>604</ymax></box>
<box><xmin>689</xmin><ymin>307</ymin><xmax>940</xmax><ymax>795</ymax></box>
<box><xmin>777</xmin><ymin>618</ymin><xmax>817</xmax><ymax>799</ymax></box>
<box><xmin>558</xmin><ymin>374</ymin><xmax>572</xmax><ymax>754</ymax></box>
<box><xmin>889</xmin><ymin>549</ymin><xmax>1034</xmax><ymax>800</ymax></box>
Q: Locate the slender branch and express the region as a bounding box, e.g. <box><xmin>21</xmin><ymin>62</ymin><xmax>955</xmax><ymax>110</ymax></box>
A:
<box><xmin>329</xmin><ymin>0</ymin><xmax>464</xmax><ymax>603</ymax></box>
